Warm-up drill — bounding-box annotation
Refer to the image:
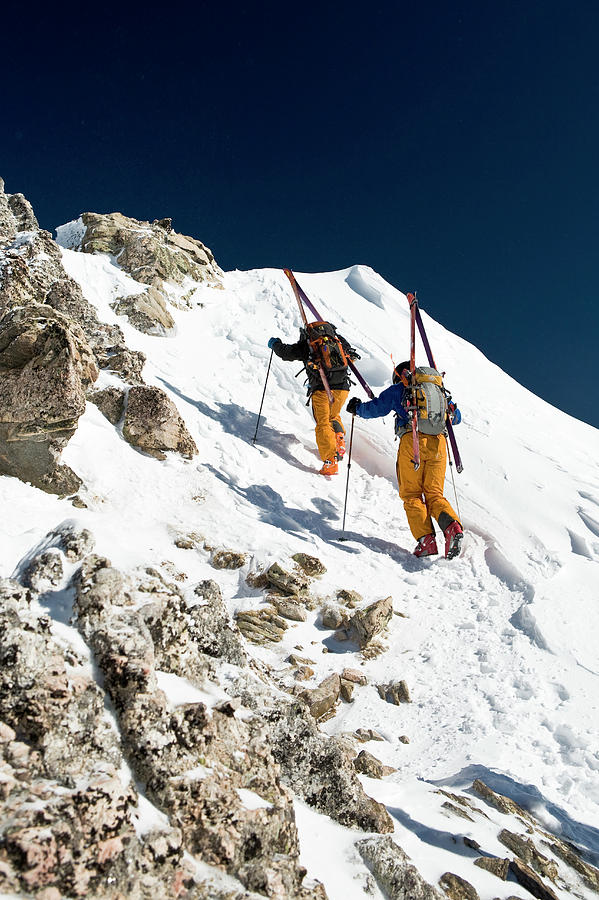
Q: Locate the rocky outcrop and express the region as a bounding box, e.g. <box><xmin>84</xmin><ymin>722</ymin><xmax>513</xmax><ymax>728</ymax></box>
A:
<box><xmin>122</xmin><ymin>385</ymin><xmax>198</xmax><ymax>459</ymax></box>
<box><xmin>71</xmin><ymin>555</ymin><xmax>324</xmax><ymax>898</ymax></box>
<box><xmin>56</xmin><ymin>211</ymin><xmax>223</xmax><ymax>334</ymax></box>
<box><xmin>0</xmin><ymin>304</ymin><xmax>98</xmax><ymax>494</ymax></box>
<box><xmin>357</xmin><ymin>836</ymin><xmax>444</xmax><ymax>899</ymax></box>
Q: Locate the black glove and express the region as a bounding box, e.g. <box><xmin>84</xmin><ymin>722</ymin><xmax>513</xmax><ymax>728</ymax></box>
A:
<box><xmin>346</xmin><ymin>397</ymin><xmax>362</xmax><ymax>416</ymax></box>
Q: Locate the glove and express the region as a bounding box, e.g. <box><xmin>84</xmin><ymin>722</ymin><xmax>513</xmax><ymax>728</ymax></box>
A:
<box><xmin>346</xmin><ymin>397</ymin><xmax>362</xmax><ymax>416</ymax></box>
<box><xmin>268</xmin><ymin>337</ymin><xmax>280</xmax><ymax>350</ymax></box>
<box><xmin>448</xmin><ymin>401</ymin><xmax>461</xmax><ymax>425</ymax></box>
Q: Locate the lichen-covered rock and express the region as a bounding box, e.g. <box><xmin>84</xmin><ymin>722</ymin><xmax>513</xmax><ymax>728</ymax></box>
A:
<box><xmin>62</xmin><ymin>211</ymin><xmax>223</xmax><ymax>303</ymax></box>
<box><xmin>498</xmin><ymin>830</ymin><xmax>558</xmax><ymax>881</ymax></box>
<box><xmin>377</xmin><ymin>680</ymin><xmax>412</xmax><ymax>705</ymax></box>
<box><xmin>353</xmin><ymin>751</ymin><xmax>396</xmax><ymax>779</ymax></box>
<box><xmin>357</xmin><ymin>836</ymin><xmax>444</xmax><ymax>899</ymax></box>
<box><xmin>343</xmin><ymin>596</ymin><xmax>393</xmax><ymax>648</ymax></box>
<box><xmin>266</xmin><ymin>562</ymin><xmax>309</xmax><ymax>595</ymax></box>
<box><xmin>438</xmin><ymin>872</ymin><xmax>480</xmax><ymax>900</ymax></box>
<box><xmin>270</xmin><ymin>595</ymin><xmax>307</xmax><ymax>622</ymax></box>
<box><xmin>251</xmin><ymin>697</ymin><xmax>394</xmax><ymax>833</ymax></box>
<box><xmin>298</xmin><ymin>674</ymin><xmax>341</xmax><ymax>720</ymax></box>
<box><xmin>291</xmin><ymin>553</ymin><xmax>326</xmax><ymax>577</ymax></box>
<box><xmin>87</xmin><ymin>385</ymin><xmax>126</xmax><ymax>424</ymax></box>
<box><xmin>21</xmin><ymin>549</ymin><xmax>63</xmax><ymax>593</ymax></box>
<box><xmin>471</xmin><ymin>779</ymin><xmax>531</xmax><ymax>819</ymax></box>
<box><xmin>73</xmin><ymin>558</ymin><xmax>321</xmax><ymax>898</ymax></box>
<box><xmin>111</xmin><ymin>284</ymin><xmax>175</xmax><ymax>335</ymax></box>
<box><xmin>473</xmin><ymin>856</ymin><xmax>509</xmax><ymax>879</ymax></box>
<box><xmin>0</xmin><ymin>304</ymin><xmax>99</xmax><ymax>494</ymax></box>
<box><xmin>236</xmin><ymin>607</ymin><xmax>288</xmax><ymax>644</ymax></box>
<box><xmin>336</xmin><ymin>588</ymin><xmax>363</xmax><ymax>608</ymax></box>
<box><xmin>211</xmin><ymin>549</ymin><xmax>247</xmax><ymax>570</ymax></box>
<box><xmin>320</xmin><ymin>602</ymin><xmax>349</xmax><ymax>630</ymax></box>
<box><xmin>122</xmin><ymin>385</ymin><xmax>197</xmax><ymax>460</ymax></box>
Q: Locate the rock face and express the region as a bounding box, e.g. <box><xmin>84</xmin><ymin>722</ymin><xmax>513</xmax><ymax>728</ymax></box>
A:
<box><xmin>122</xmin><ymin>385</ymin><xmax>198</xmax><ymax>459</ymax></box>
<box><xmin>58</xmin><ymin>210</ymin><xmax>223</xmax><ymax>334</ymax></box>
<box><xmin>0</xmin><ymin>304</ymin><xmax>98</xmax><ymax>494</ymax></box>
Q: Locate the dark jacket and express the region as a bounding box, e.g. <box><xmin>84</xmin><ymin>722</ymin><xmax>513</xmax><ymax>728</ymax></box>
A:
<box><xmin>272</xmin><ymin>330</ymin><xmax>355</xmax><ymax>394</ymax></box>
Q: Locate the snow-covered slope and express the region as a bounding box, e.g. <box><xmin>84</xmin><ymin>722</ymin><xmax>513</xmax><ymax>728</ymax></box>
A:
<box><xmin>2</xmin><ymin>254</ymin><xmax>599</xmax><ymax>899</ymax></box>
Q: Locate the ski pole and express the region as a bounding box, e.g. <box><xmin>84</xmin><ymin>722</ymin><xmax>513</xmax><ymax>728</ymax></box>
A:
<box><xmin>252</xmin><ymin>349</ymin><xmax>274</xmax><ymax>445</ymax></box>
<box><xmin>339</xmin><ymin>416</ymin><xmax>356</xmax><ymax>541</ymax></box>
<box><xmin>446</xmin><ymin>437</ymin><xmax>462</xmax><ymax>523</ymax></box>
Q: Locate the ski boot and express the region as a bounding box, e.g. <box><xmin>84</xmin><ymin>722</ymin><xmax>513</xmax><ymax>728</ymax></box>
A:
<box><xmin>443</xmin><ymin>521</ymin><xmax>463</xmax><ymax>559</ymax></box>
<box><xmin>335</xmin><ymin>431</ymin><xmax>346</xmax><ymax>460</ymax></box>
<box><xmin>413</xmin><ymin>533</ymin><xmax>438</xmax><ymax>557</ymax></box>
<box><xmin>319</xmin><ymin>459</ymin><xmax>338</xmax><ymax>476</ymax></box>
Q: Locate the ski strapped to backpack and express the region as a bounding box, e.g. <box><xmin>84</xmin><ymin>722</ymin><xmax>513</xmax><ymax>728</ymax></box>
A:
<box><xmin>405</xmin><ymin>292</ymin><xmax>464</xmax><ymax>473</ymax></box>
<box><xmin>283</xmin><ymin>269</ymin><xmax>375</xmax><ymax>400</ymax></box>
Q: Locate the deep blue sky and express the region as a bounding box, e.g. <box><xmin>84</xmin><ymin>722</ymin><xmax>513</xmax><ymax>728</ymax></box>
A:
<box><xmin>3</xmin><ymin>2</ymin><xmax>598</xmax><ymax>427</ymax></box>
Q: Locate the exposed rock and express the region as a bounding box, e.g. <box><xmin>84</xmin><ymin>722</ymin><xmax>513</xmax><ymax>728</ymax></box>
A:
<box><xmin>377</xmin><ymin>680</ymin><xmax>412</xmax><ymax>704</ymax></box>
<box><xmin>104</xmin><ymin>346</ymin><xmax>146</xmax><ymax>383</ymax></box>
<box><xmin>399</xmin><ymin>735</ymin><xmax>410</xmax><ymax>744</ymax></box>
<box><xmin>70</xmin><ymin>211</ymin><xmax>222</xmax><ymax>300</ymax></box>
<box><xmin>21</xmin><ymin>550</ymin><xmax>63</xmax><ymax>593</ymax></box>
<box><xmin>111</xmin><ymin>284</ymin><xmax>175</xmax><ymax>335</ymax></box>
<box><xmin>357</xmin><ymin>835</ymin><xmax>444</xmax><ymax>899</ymax></box>
<box><xmin>7</xmin><ymin>191</ymin><xmax>39</xmax><ymax>232</ymax></box>
<box><xmin>545</xmin><ymin>836</ymin><xmax>599</xmax><ymax>892</ymax></box>
<box><xmin>320</xmin><ymin>602</ymin><xmax>348</xmax><ymax>629</ymax></box>
<box><xmin>340</xmin><ymin>679</ymin><xmax>355</xmax><ymax>702</ymax></box>
<box><xmin>354</xmin><ymin>728</ymin><xmax>385</xmax><ymax>743</ymax></box>
<box><xmin>73</xmin><ymin>557</ymin><xmax>320</xmax><ymax>898</ymax></box>
<box><xmin>471</xmin><ymin>779</ymin><xmax>531</xmax><ymax>820</ymax></box>
<box><xmin>508</xmin><ymin>858</ymin><xmax>559</xmax><ymax>900</ymax></box>
<box><xmin>298</xmin><ymin>674</ymin><xmax>341</xmax><ymax>720</ymax></box>
<box><xmin>256</xmin><ymin>699</ymin><xmax>394</xmax><ymax>833</ymax></box>
<box><xmin>341</xmin><ymin>667</ymin><xmax>368</xmax><ymax>685</ymax></box>
<box><xmin>0</xmin><ymin>304</ymin><xmax>99</xmax><ymax>494</ymax></box>
<box><xmin>342</xmin><ymin>596</ymin><xmax>393</xmax><ymax>647</ymax></box>
<box><xmin>236</xmin><ymin>607</ymin><xmax>288</xmax><ymax>644</ymax></box>
<box><xmin>439</xmin><ymin>872</ymin><xmax>480</xmax><ymax>900</ymax></box>
<box><xmin>189</xmin><ymin>580</ymin><xmax>247</xmax><ymax>665</ymax></box>
<box><xmin>246</xmin><ymin>569</ymin><xmax>270</xmax><ymax>590</ymax></box>
<box><xmin>441</xmin><ymin>801</ymin><xmax>475</xmax><ymax>822</ymax></box>
<box><xmin>498</xmin><ymin>830</ymin><xmax>558</xmax><ymax>881</ymax></box>
<box><xmin>266</xmin><ymin>562</ymin><xmax>309</xmax><ymax>595</ymax></box>
<box><xmin>353</xmin><ymin>750</ymin><xmax>396</xmax><ymax>779</ymax></box>
<box><xmin>48</xmin><ymin>521</ymin><xmax>95</xmax><ymax>561</ymax></box>
<box><xmin>211</xmin><ymin>549</ymin><xmax>247</xmax><ymax>570</ymax></box>
<box><xmin>87</xmin><ymin>385</ymin><xmax>126</xmax><ymax>424</ymax></box>
<box><xmin>122</xmin><ymin>384</ymin><xmax>197</xmax><ymax>460</ymax></box>
<box><xmin>270</xmin><ymin>595</ymin><xmax>308</xmax><ymax>622</ymax></box>
<box><xmin>474</xmin><ymin>856</ymin><xmax>510</xmax><ymax>879</ymax></box>
<box><xmin>336</xmin><ymin>588</ymin><xmax>363</xmax><ymax>608</ymax></box>
<box><xmin>291</xmin><ymin>553</ymin><xmax>326</xmax><ymax>577</ymax></box>
<box><xmin>294</xmin><ymin>666</ymin><xmax>315</xmax><ymax>681</ymax></box>
<box><xmin>288</xmin><ymin>653</ymin><xmax>316</xmax><ymax>666</ymax></box>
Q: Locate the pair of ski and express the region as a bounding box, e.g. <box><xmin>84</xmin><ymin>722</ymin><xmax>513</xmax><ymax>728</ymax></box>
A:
<box><xmin>283</xmin><ymin>269</ymin><xmax>463</xmax><ymax>473</ymax></box>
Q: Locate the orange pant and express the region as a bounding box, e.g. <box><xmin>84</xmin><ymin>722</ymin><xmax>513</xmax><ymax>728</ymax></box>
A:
<box><xmin>311</xmin><ymin>389</ymin><xmax>349</xmax><ymax>461</ymax></box>
<box><xmin>396</xmin><ymin>432</ymin><xmax>459</xmax><ymax>540</ymax></box>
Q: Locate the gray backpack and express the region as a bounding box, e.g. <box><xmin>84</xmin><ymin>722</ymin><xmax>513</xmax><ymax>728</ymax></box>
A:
<box><xmin>396</xmin><ymin>366</ymin><xmax>448</xmax><ymax>437</ymax></box>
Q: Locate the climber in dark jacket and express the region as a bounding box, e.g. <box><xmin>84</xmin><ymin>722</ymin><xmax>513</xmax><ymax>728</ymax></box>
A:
<box><xmin>268</xmin><ymin>328</ymin><xmax>357</xmax><ymax>476</ymax></box>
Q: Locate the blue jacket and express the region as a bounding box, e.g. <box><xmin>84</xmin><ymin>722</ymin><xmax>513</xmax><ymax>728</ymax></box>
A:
<box><xmin>356</xmin><ymin>383</ymin><xmax>410</xmax><ymax>425</ymax></box>
<box><xmin>356</xmin><ymin>383</ymin><xmax>461</xmax><ymax>430</ymax></box>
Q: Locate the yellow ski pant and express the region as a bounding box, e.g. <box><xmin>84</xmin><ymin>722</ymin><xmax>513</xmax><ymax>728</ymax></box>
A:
<box><xmin>311</xmin><ymin>389</ymin><xmax>349</xmax><ymax>461</ymax></box>
<box><xmin>396</xmin><ymin>432</ymin><xmax>459</xmax><ymax>540</ymax></box>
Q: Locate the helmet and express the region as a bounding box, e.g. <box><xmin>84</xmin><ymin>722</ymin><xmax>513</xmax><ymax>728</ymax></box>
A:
<box><xmin>393</xmin><ymin>361</ymin><xmax>411</xmax><ymax>384</ymax></box>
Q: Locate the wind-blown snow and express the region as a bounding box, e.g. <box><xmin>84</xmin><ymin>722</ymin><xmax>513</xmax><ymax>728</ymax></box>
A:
<box><xmin>2</xmin><ymin>253</ymin><xmax>599</xmax><ymax>899</ymax></box>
